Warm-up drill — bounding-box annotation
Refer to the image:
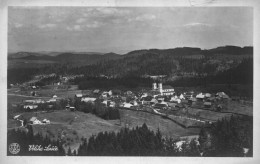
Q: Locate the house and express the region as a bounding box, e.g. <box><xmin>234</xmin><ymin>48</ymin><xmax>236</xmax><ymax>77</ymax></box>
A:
<box><xmin>216</xmin><ymin>92</ymin><xmax>229</xmax><ymax>99</ymax></box>
<box><xmin>70</xmin><ymin>106</ymin><xmax>76</xmax><ymax>111</ymax></box>
<box><xmin>93</xmin><ymin>89</ymin><xmax>100</xmax><ymax>94</ymax></box>
<box><xmin>65</xmin><ymin>105</ymin><xmax>70</xmax><ymax>110</ymax></box>
<box><xmin>152</xmin><ymin>83</ymin><xmax>175</xmax><ymax>96</ymax></box>
<box><xmin>167</xmin><ymin>102</ymin><xmax>177</xmax><ymax>108</ymax></box>
<box><xmin>141</xmin><ymin>96</ymin><xmax>158</xmax><ymax>105</ymax></box>
<box><xmin>204</xmin><ymin>102</ymin><xmax>212</xmax><ymax>108</ymax></box>
<box><xmin>53</xmin><ymin>95</ymin><xmax>58</xmax><ymax>99</ymax></box>
<box><xmin>170</xmin><ymin>96</ymin><xmax>181</xmax><ymax>103</ymax></box>
<box><xmin>101</xmin><ymin>100</ymin><xmax>108</xmax><ymax>106</ymax></box>
<box><xmin>123</xmin><ymin>102</ymin><xmax>133</xmax><ymax>108</ymax></box>
<box><xmin>24</xmin><ymin>104</ymin><xmax>38</xmax><ymax>110</ymax></box>
<box><xmin>81</xmin><ymin>97</ymin><xmax>97</xmax><ymax>103</ymax></box>
<box><xmin>125</xmin><ymin>91</ymin><xmax>133</xmax><ymax>96</ymax></box>
<box><xmin>48</xmin><ymin>98</ymin><xmax>57</xmax><ymax>103</ymax></box>
<box><xmin>101</xmin><ymin>91</ymin><xmax>108</xmax><ymax>98</ymax></box>
<box><xmin>108</xmin><ymin>90</ymin><xmax>113</xmax><ymax>96</ymax></box>
<box><xmin>147</xmin><ymin>90</ymin><xmax>161</xmax><ymax>98</ymax></box>
<box><xmin>24</xmin><ymin>99</ymin><xmax>44</xmax><ymax>104</ymax></box>
<box><xmin>196</xmin><ymin>93</ymin><xmax>205</xmax><ymax>100</ymax></box>
<box><xmin>141</xmin><ymin>93</ymin><xmax>148</xmax><ymax>98</ymax></box>
<box><xmin>184</xmin><ymin>92</ymin><xmax>194</xmax><ymax>99</ymax></box>
<box><xmin>154</xmin><ymin>102</ymin><xmax>168</xmax><ymax>110</ymax></box>
<box><xmin>157</xmin><ymin>96</ymin><xmax>165</xmax><ymax>102</ymax></box>
<box><xmin>150</xmin><ymin>98</ymin><xmax>158</xmax><ymax>104</ymax></box>
<box><xmin>13</xmin><ymin>114</ymin><xmax>21</xmax><ymax>120</ymax></box>
<box><xmin>42</xmin><ymin>119</ymin><xmax>50</xmax><ymax>124</ymax></box>
<box><xmin>108</xmin><ymin>101</ymin><xmax>116</xmax><ymax>107</ymax></box>
<box><xmin>29</xmin><ymin>117</ymin><xmax>41</xmax><ymax>124</ymax></box>
<box><xmin>75</xmin><ymin>94</ymin><xmax>83</xmax><ymax>98</ymax></box>
<box><xmin>130</xmin><ymin>100</ymin><xmax>138</xmax><ymax>106</ymax></box>
<box><xmin>179</xmin><ymin>94</ymin><xmax>185</xmax><ymax>99</ymax></box>
<box><xmin>205</xmin><ymin>93</ymin><xmax>211</xmax><ymax>98</ymax></box>
<box><xmin>188</xmin><ymin>97</ymin><xmax>197</xmax><ymax>105</ymax></box>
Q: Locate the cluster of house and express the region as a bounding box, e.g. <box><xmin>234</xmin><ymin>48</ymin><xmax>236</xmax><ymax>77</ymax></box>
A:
<box><xmin>22</xmin><ymin>95</ymin><xmax>60</xmax><ymax>110</ymax></box>
<box><xmin>61</xmin><ymin>74</ymin><xmax>84</xmax><ymax>83</ymax></box>
<box><xmin>70</xmin><ymin>83</ymin><xmax>230</xmax><ymax>112</ymax></box>
<box><xmin>13</xmin><ymin>115</ymin><xmax>50</xmax><ymax>125</ymax></box>
<box><xmin>29</xmin><ymin>117</ymin><xmax>50</xmax><ymax>125</ymax></box>
<box><xmin>20</xmin><ymin>82</ymin><xmax>230</xmax><ymax>113</ymax></box>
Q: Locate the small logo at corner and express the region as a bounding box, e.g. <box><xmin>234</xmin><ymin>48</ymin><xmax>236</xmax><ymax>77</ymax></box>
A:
<box><xmin>9</xmin><ymin>143</ymin><xmax>20</xmax><ymax>154</ymax></box>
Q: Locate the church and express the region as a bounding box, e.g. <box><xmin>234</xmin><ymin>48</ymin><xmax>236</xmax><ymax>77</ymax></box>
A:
<box><xmin>152</xmin><ymin>82</ymin><xmax>175</xmax><ymax>96</ymax></box>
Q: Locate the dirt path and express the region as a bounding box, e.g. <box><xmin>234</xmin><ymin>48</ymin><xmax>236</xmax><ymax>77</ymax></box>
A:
<box><xmin>8</xmin><ymin>93</ymin><xmax>50</xmax><ymax>99</ymax></box>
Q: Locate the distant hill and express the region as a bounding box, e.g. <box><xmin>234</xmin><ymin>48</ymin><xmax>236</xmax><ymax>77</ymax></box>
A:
<box><xmin>205</xmin><ymin>46</ymin><xmax>253</xmax><ymax>55</ymax></box>
<box><xmin>8</xmin><ymin>46</ymin><xmax>253</xmax><ymax>72</ymax></box>
<box><xmin>124</xmin><ymin>46</ymin><xmax>252</xmax><ymax>57</ymax></box>
<box><xmin>8</xmin><ymin>52</ymin><xmax>123</xmax><ymax>66</ymax></box>
<box><xmin>8</xmin><ymin>51</ymin><xmax>105</xmax><ymax>59</ymax></box>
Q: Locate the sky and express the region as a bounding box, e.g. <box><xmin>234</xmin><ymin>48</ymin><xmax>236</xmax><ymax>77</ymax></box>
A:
<box><xmin>8</xmin><ymin>7</ymin><xmax>253</xmax><ymax>54</ymax></box>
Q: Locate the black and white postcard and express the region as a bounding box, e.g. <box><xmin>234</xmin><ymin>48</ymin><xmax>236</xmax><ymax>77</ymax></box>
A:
<box><xmin>1</xmin><ymin>0</ymin><xmax>260</xmax><ymax>164</ymax></box>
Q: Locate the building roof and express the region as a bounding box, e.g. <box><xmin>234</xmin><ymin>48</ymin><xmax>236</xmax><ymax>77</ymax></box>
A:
<box><xmin>30</xmin><ymin>117</ymin><xmax>37</xmax><ymax>122</ymax></box>
<box><xmin>75</xmin><ymin>94</ymin><xmax>83</xmax><ymax>98</ymax></box>
<box><xmin>142</xmin><ymin>96</ymin><xmax>153</xmax><ymax>101</ymax></box>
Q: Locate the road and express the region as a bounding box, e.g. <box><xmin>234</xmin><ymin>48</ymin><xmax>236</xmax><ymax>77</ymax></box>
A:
<box><xmin>8</xmin><ymin>93</ymin><xmax>50</xmax><ymax>99</ymax></box>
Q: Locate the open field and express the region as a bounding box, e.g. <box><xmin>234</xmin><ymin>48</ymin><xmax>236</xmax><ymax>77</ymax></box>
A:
<box><xmin>186</xmin><ymin>108</ymin><xmax>233</xmax><ymax>121</ymax></box>
<box><xmin>8</xmin><ymin>94</ymin><xmax>51</xmax><ymax>104</ymax></box>
<box><xmin>118</xmin><ymin>109</ymin><xmax>200</xmax><ymax>138</ymax></box>
<box><xmin>8</xmin><ymin>109</ymin><xmax>201</xmax><ymax>151</ymax></box>
<box><xmin>8</xmin><ymin>85</ymin><xmax>81</xmax><ymax>104</ymax></box>
<box><xmin>225</xmin><ymin>101</ymin><xmax>253</xmax><ymax>116</ymax></box>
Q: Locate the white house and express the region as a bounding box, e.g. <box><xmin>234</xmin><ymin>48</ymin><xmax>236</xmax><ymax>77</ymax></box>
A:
<box><xmin>141</xmin><ymin>93</ymin><xmax>148</xmax><ymax>98</ymax></box>
<box><xmin>24</xmin><ymin>104</ymin><xmax>38</xmax><ymax>110</ymax></box>
<box><xmin>48</xmin><ymin>98</ymin><xmax>57</xmax><ymax>103</ymax></box>
<box><xmin>179</xmin><ymin>94</ymin><xmax>185</xmax><ymax>99</ymax></box>
<box><xmin>13</xmin><ymin>114</ymin><xmax>21</xmax><ymax>120</ymax></box>
<box><xmin>170</xmin><ymin>97</ymin><xmax>181</xmax><ymax>103</ymax></box>
<box><xmin>42</xmin><ymin>119</ymin><xmax>50</xmax><ymax>124</ymax></box>
<box><xmin>205</xmin><ymin>93</ymin><xmax>211</xmax><ymax>98</ymax></box>
<box><xmin>196</xmin><ymin>93</ymin><xmax>205</xmax><ymax>99</ymax></box>
<box><xmin>216</xmin><ymin>92</ymin><xmax>229</xmax><ymax>99</ymax></box>
<box><xmin>123</xmin><ymin>102</ymin><xmax>133</xmax><ymax>108</ymax></box>
<box><xmin>81</xmin><ymin>97</ymin><xmax>96</xmax><ymax>103</ymax></box>
<box><xmin>29</xmin><ymin>117</ymin><xmax>41</xmax><ymax>124</ymax></box>
<box><xmin>130</xmin><ymin>100</ymin><xmax>138</xmax><ymax>106</ymax></box>
<box><xmin>108</xmin><ymin>90</ymin><xmax>113</xmax><ymax>96</ymax></box>
<box><xmin>108</xmin><ymin>101</ymin><xmax>116</xmax><ymax>107</ymax></box>
<box><xmin>75</xmin><ymin>94</ymin><xmax>83</xmax><ymax>98</ymax></box>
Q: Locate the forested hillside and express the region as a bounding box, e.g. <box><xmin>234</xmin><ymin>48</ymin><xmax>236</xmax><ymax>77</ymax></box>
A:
<box><xmin>8</xmin><ymin>46</ymin><xmax>253</xmax><ymax>93</ymax></box>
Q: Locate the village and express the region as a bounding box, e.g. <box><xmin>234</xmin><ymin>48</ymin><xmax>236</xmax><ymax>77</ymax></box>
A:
<box><xmin>9</xmin><ymin>76</ymin><xmax>252</xmax><ymax>128</ymax></box>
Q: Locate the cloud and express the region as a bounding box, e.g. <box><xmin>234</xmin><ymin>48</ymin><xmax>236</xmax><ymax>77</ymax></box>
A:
<box><xmin>66</xmin><ymin>25</ymin><xmax>83</xmax><ymax>31</ymax></box>
<box><xmin>86</xmin><ymin>21</ymin><xmax>103</xmax><ymax>28</ymax></box>
<box><xmin>38</xmin><ymin>23</ymin><xmax>57</xmax><ymax>29</ymax></box>
<box><xmin>96</xmin><ymin>8</ymin><xmax>130</xmax><ymax>16</ymax></box>
<box><xmin>82</xmin><ymin>8</ymin><xmax>130</xmax><ymax>18</ymax></box>
<box><xmin>128</xmin><ymin>14</ymin><xmax>156</xmax><ymax>22</ymax></box>
<box><xmin>183</xmin><ymin>22</ymin><xmax>213</xmax><ymax>27</ymax></box>
<box><xmin>76</xmin><ymin>18</ymin><xmax>86</xmax><ymax>24</ymax></box>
